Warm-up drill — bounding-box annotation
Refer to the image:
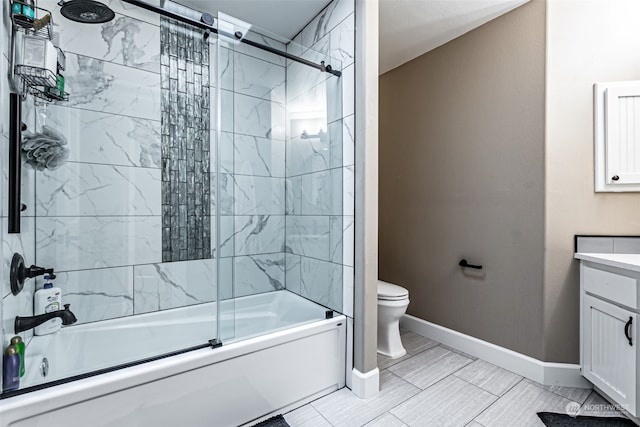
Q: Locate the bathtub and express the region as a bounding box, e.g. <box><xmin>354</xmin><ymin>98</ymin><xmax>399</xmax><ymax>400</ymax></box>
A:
<box><xmin>0</xmin><ymin>290</ymin><xmax>346</xmax><ymax>427</ymax></box>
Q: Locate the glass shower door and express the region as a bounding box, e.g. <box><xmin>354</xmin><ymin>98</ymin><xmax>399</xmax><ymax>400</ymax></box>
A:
<box><xmin>2</xmin><ymin>0</ymin><xmax>220</xmax><ymax>395</ymax></box>
<box><xmin>214</xmin><ymin>12</ymin><xmax>345</xmax><ymax>343</ymax></box>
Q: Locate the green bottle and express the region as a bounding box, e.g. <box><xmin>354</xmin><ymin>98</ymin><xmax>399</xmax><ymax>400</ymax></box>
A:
<box><xmin>10</xmin><ymin>336</ymin><xmax>25</xmax><ymax>377</ymax></box>
<box><xmin>11</xmin><ymin>3</ymin><xmax>22</xmax><ymax>15</ymax></box>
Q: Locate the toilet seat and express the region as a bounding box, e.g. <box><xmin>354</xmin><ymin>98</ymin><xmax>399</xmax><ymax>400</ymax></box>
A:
<box><xmin>378</xmin><ymin>281</ymin><xmax>409</xmax><ymax>301</ymax></box>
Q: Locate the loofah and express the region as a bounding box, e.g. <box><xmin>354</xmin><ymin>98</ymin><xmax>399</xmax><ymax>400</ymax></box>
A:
<box><xmin>21</xmin><ymin>125</ymin><xmax>70</xmax><ymax>171</ymax></box>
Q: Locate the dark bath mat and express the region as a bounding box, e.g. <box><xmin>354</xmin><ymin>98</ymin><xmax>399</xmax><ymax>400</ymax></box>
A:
<box><xmin>537</xmin><ymin>412</ymin><xmax>636</xmax><ymax>426</ymax></box>
<box><xmin>251</xmin><ymin>415</ymin><xmax>290</xmax><ymax>427</ymax></box>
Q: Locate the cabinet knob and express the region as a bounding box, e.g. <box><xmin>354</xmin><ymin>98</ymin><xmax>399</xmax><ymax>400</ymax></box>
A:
<box><xmin>612</xmin><ymin>175</ymin><xmax>620</xmax><ymax>181</ymax></box>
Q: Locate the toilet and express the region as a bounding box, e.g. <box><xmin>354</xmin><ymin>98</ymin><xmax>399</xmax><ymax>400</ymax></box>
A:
<box><xmin>377</xmin><ymin>280</ymin><xmax>410</xmax><ymax>358</ymax></box>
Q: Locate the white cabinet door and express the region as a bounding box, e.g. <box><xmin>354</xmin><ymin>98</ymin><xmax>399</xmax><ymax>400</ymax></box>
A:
<box><xmin>605</xmin><ymin>86</ymin><xmax>640</xmax><ymax>185</ymax></box>
<box><xmin>594</xmin><ymin>81</ymin><xmax>640</xmax><ymax>192</ymax></box>
<box><xmin>583</xmin><ymin>294</ymin><xmax>637</xmax><ymax>416</ymax></box>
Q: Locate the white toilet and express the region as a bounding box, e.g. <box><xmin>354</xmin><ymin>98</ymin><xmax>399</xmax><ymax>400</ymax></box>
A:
<box><xmin>377</xmin><ymin>280</ymin><xmax>410</xmax><ymax>358</ymax></box>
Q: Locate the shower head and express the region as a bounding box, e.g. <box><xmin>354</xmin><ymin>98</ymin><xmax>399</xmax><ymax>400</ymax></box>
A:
<box><xmin>58</xmin><ymin>0</ymin><xmax>115</xmax><ymax>24</ymax></box>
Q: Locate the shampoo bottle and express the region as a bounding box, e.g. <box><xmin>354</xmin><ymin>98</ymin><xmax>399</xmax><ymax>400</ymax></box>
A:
<box><xmin>34</xmin><ymin>274</ymin><xmax>62</xmax><ymax>336</ymax></box>
<box><xmin>2</xmin><ymin>345</ymin><xmax>20</xmax><ymax>392</ymax></box>
<box><xmin>9</xmin><ymin>336</ymin><xmax>25</xmax><ymax>377</ymax></box>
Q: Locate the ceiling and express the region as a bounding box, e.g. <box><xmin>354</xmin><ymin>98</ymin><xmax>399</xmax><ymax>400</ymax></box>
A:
<box><xmin>379</xmin><ymin>0</ymin><xmax>529</xmax><ymax>74</ymax></box>
<box><xmin>179</xmin><ymin>0</ymin><xmax>529</xmax><ymax>74</ymax></box>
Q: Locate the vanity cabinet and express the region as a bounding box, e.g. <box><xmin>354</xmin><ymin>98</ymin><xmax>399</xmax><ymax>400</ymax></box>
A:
<box><xmin>578</xmin><ymin>259</ymin><xmax>640</xmax><ymax>417</ymax></box>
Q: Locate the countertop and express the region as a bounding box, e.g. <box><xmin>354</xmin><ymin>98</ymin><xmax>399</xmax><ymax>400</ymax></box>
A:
<box><xmin>575</xmin><ymin>252</ymin><xmax>640</xmax><ymax>273</ymax></box>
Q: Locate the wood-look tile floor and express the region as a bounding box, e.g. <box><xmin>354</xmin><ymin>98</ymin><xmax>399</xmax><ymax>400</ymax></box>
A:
<box><xmin>284</xmin><ymin>331</ymin><xmax>628</xmax><ymax>427</ymax></box>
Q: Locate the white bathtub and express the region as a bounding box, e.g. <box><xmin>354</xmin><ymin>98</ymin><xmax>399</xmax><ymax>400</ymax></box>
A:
<box><xmin>0</xmin><ymin>290</ymin><xmax>346</xmax><ymax>427</ymax></box>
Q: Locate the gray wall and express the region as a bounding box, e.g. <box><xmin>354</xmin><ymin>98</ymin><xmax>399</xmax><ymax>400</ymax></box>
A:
<box><xmin>379</xmin><ymin>0</ymin><xmax>546</xmax><ymax>360</ymax></box>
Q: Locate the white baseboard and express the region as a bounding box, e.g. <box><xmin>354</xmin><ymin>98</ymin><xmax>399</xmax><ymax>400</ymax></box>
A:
<box><xmin>351</xmin><ymin>367</ymin><xmax>380</xmax><ymax>398</ymax></box>
<box><xmin>400</xmin><ymin>314</ymin><xmax>591</xmax><ymax>389</ymax></box>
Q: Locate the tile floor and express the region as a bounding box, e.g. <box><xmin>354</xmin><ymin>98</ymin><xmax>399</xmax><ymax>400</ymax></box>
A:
<box><xmin>284</xmin><ymin>331</ymin><xmax>629</xmax><ymax>427</ymax></box>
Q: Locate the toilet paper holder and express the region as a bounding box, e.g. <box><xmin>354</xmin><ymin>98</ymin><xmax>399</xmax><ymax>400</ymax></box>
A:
<box><xmin>459</xmin><ymin>259</ymin><xmax>483</xmax><ymax>270</ymax></box>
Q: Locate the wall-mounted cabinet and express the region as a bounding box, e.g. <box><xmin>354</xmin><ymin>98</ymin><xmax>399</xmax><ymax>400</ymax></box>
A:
<box><xmin>594</xmin><ymin>81</ymin><xmax>640</xmax><ymax>192</ymax></box>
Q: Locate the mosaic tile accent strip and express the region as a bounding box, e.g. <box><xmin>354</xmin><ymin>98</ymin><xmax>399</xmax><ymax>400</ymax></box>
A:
<box><xmin>160</xmin><ymin>17</ymin><xmax>211</xmax><ymax>262</ymax></box>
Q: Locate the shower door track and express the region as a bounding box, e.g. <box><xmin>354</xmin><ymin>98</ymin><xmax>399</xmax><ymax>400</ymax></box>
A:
<box><xmin>121</xmin><ymin>0</ymin><xmax>342</xmax><ymax>77</ymax></box>
<box><xmin>0</xmin><ymin>340</ymin><xmax>220</xmax><ymax>400</ymax></box>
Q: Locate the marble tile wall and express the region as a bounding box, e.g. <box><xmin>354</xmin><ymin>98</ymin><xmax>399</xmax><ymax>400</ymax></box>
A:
<box><xmin>26</xmin><ymin>0</ymin><xmax>165</xmax><ymax>330</ymax></box>
<box><xmin>0</xmin><ymin>1</ymin><xmax>222</xmax><ymax>340</ymax></box>
<box><xmin>1</xmin><ymin>0</ymin><xmax>40</xmax><ymax>363</ymax></box>
<box><xmin>133</xmin><ymin>260</ymin><xmax>215</xmax><ymax>314</ymax></box>
<box><xmin>214</xmin><ymin>10</ymin><xmax>356</xmax><ymax>306</ymax></box>
<box><xmin>284</xmin><ymin>0</ymin><xmax>355</xmax><ymax>316</ymax></box>
<box><xmin>214</xmin><ymin>29</ymin><xmax>288</xmax><ymax>300</ymax></box>
<box><xmin>0</xmin><ymin>0</ymin><xmax>356</xmax><ymax>367</ymax></box>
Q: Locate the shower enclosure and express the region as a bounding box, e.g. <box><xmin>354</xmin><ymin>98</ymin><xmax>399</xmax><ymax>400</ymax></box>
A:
<box><xmin>0</xmin><ymin>0</ymin><xmax>354</xmax><ymax>404</ymax></box>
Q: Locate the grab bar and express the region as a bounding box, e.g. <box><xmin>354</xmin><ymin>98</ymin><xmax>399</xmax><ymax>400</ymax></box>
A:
<box><xmin>8</xmin><ymin>93</ymin><xmax>22</xmax><ymax>233</ymax></box>
<box><xmin>459</xmin><ymin>259</ymin><xmax>483</xmax><ymax>270</ymax></box>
